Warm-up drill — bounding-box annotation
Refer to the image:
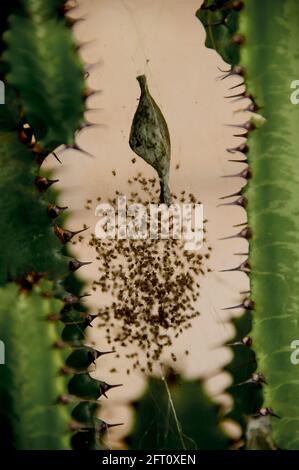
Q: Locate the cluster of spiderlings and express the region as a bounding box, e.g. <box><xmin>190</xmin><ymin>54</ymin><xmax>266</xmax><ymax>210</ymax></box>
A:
<box><xmin>87</xmin><ymin>173</ymin><xmax>211</xmax><ymax>371</ymax></box>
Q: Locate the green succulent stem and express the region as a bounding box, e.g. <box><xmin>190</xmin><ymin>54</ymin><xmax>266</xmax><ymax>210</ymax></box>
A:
<box><xmin>198</xmin><ymin>0</ymin><xmax>299</xmax><ymax>449</ymax></box>
<box><xmin>0</xmin><ymin>0</ymin><xmax>109</xmax><ymax>450</ymax></box>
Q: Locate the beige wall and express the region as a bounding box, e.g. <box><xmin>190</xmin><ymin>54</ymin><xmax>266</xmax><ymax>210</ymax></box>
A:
<box><xmin>45</xmin><ymin>0</ymin><xmax>250</xmax><ymax>447</ymax></box>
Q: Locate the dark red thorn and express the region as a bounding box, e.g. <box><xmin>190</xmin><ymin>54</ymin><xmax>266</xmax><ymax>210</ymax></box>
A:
<box><xmin>78</xmin><ymin>122</ymin><xmax>101</xmax><ymax>130</ymax></box>
<box><xmin>54</xmin><ymin>225</ymin><xmax>89</xmax><ymax>244</ymax></box>
<box><xmin>85</xmin><ymin>60</ymin><xmax>102</xmax><ymax>73</ymax></box>
<box><xmin>218</xmin><ymin>65</ymin><xmax>244</xmax><ymax>80</ymax></box>
<box><xmin>18</xmin><ymin>126</ymin><xmax>34</xmax><ymax>145</ymax></box>
<box><xmin>65</xmin><ymin>15</ymin><xmax>85</xmax><ymax>27</ymax></box>
<box><xmin>225</xmin><ymin>91</ymin><xmax>247</xmax><ymax>99</ymax></box>
<box><xmin>218</xmin><ymin>196</ymin><xmax>247</xmax><ymax>208</ymax></box>
<box><xmin>93</xmin><ymin>420</ymin><xmax>124</xmax><ymax>434</ymax></box>
<box><xmin>228</xmin><ymin>158</ymin><xmax>248</xmax><ymax>163</ymax></box>
<box><xmin>85</xmin><ymin>108</ymin><xmax>103</xmax><ymax>114</ymax></box>
<box><xmin>220</xmin><ymin>259</ymin><xmax>250</xmax><ymax>274</ymax></box>
<box><xmin>232</xmin><ymin>1</ymin><xmax>244</xmax><ymax>12</ymax></box>
<box><xmin>84</xmin><ymin>313</ymin><xmax>99</xmax><ymax>327</ymax></box>
<box><xmin>69</xmin><ymin>259</ymin><xmax>92</xmax><ymax>272</ymax></box>
<box><xmin>241</xmin><ymin>298</ymin><xmax>255</xmax><ymax>309</ymax></box>
<box><xmin>233</xmin><ymin>131</ymin><xmax>248</xmax><ymax>137</ymax></box>
<box><xmin>63</xmin><ymin>1</ymin><xmax>78</xmax><ymax>14</ymax></box>
<box><xmin>219</xmin><ymin>226</ymin><xmax>252</xmax><ymax>240</ymax></box>
<box><xmin>255</xmin><ymin>407</ymin><xmax>280</xmax><ymax>419</ymax></box>
<box><xmin>104</xmin><ymin>422</ymin><xmax>123</xmax><ymax>429</ymax></box>
<box><xmin>53</xmin><ymin>152</ymin><xmax>62</xmax><ymax>164</ymax></box>
<box><xmin>35</xmin><ymin>176</ymin><xmax>59</xmax><ymax>192</ymax></box>
<box><xmin>242</xmin><ymin>336</ymin><xmax>253</xmax><ymax>347</ymax></box>
<box><xmin>83</xmin><ymin>88</ymin><xmax>102</xmax><ymax>99</ymax></box>
<box><xmin>68</xmin><ymin>143</ymin><xmax>95</xmax><ymax>159</ymax></box>
<box><xmin>219</xmin><ymin>189</ymin><xmax>242</xmax><ymax>200</ymax></box>
<box><xmin>101</xmin><ymin>382</ymin><xmax>123</xmax><ymax>399</ymax></box>
<box><xmin>53</xmin><ymin>340</ymin><xmax>66</xmax><ymax>349</ymax></box>
<box><xmin>222</xmin><ymin>298</ymin><xmax>255</xmax><ymax>311</ymax></box>
<box><xmin>221</xmin><ymin>167</ymin><xmax>252</xmax><ymax>180</ymax></box>
<box><xmin>232</xmin><ymin>34</ymin><xmax>245</xmax><ymax>45</ymax></box>
<box><xmin>227</xmin><ymin>335</ymin><xmax>252</xmax><ymax>348</ymax></box>
<box><xmin>236</xmin><ymin>372</ymin><xmax>266</xmax><ymax>387</ymax></box>
<box><xmin>63</xmin><ymin>293</ymin><xmax>91</xmax><ymax>304</ymax></box>
<box><xmin>244</xmin><ymin>102</ymin><xmax>260</xmax><ymax>113</ymax></box>
<box><xmin>76</xmin><ymin>39</ymin><xmax>96</xmax><ymax>51</ymax></box>
<box><xmin>233</xmin><ymin>221</ymin><xmax>248</xmax><ymax>227</ymax></box>
<box><xmin>227</xmin><ymin>143</ymin><xmax>249</xmax><ymax>154</ymax></box>
<box><xmin>229</xmin><ymin>81</ymin><xmax>245</xmax><ymax>90</ymax></box>
<box><xmin>60</xmin><ymin>366</ymin><xmax>73</xmax><ymax>376</ymax></box>
<box><xmin>96</xmin><ymin>350</ymin><xmax>114</xmax><ymax>358</ymax></box>
<box><xmin>47</xmin><ymin>313</ymin><xmax>60</xmax><ymax>322</ymax></box>
<box><xmin>47</xmin><ymin>205</ymin><xmax>68</xmax><ymax>219</ymax></box>
<box><xmin>225</xmin><ymin>122</ymin><xmax>255</xmax><ymax>132</ymax></box>
<box><xmin>56</xmin><ymin>394</ymin><xmax>73</xmax><ymax>405</ymax></box>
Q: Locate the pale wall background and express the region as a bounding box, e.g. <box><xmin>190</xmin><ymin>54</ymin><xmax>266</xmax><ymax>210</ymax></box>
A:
<box><xmin>45</xmin><ymin>0</ymin><xmax>250</xmax><ymax>448</ymax></box>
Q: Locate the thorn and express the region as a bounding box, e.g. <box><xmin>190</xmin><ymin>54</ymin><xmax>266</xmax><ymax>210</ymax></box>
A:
<box><xmin>218</xmin><ymin>196</ymin><xmax>247</xmax><ymax>208</ymax></box>
<box><xmin>242</xmin><ymin>336</ymin><xmax>253</xmax><ymax>347</ymax></box>
<box><xmin>60</xmin><ymin>366</ymin><xmax>73</xmax><ymax>376</ymax></box>
<box><xmin>35</xmin><ymin>176</ymin><xmax>59</xmax><ymax>192</ymax></box>
<box><xmin>232</xmin><ymin>1</ymin><xmax>245</xmax><ymax>11</ymax></box>
<box><xmin>63</xmin><ymin>293</ymin><xmax>91</xmax><ymax>304</ymax></box>
<box><xmin>228</xmin><ymin>158</ymin><xmax>248</xmax><ymax>163</ymax></box>
<box><xmin>222</xmin><ymin>298</ymin><xmax>255</xmax><ymax>311</ymax></box>
<box><xmin>53</xmin><ymin>152</ymin><xmax>62</xmax><ymax>164</ymax></box>
<box><xmin>255</xmin><ymin>407</ymin><xmax>280</xmax><ymax>419</ymax></box>
<box><xmin>235</xmin><ymin>102</ymin><xmax>259</xmax><ymax>114</ymax></box>
<box><xmin>229</xmin><ymin>81</ymin><xmax>245</xmax><ymax>90</ymax></box>
<box><xmin>232</xmin><ymin>34</ymin><xmax>245</xmax><ymax>45</ymax></box>
<box><xmin>101</xmin><ymin>382</ymin><xmax>123</xmax><ymax>399</ymax></box>
<box><xmin>236</xmin><ymin>372</ymin><xmax>266</xmax><ymax>387</ymax></box>
<box><xmin>228</xmin><ymin>336</ymin><xmax>253</xmax><ymax>348</ymax></box>
<box><xmin>219</xmin><ymin>189</ymin><xmax>242</xmax><ymax>200</ymax></box>
<box><xmin>84</xmin><ymin>313</ymin><xmax>98</xmax><ymax>327</ymax></box>
<box><xmin>65</xmin><ymin>15</ymin><xmax>85</xmax><ymax>27</ymax></box>
<box><xmin>54</xmin><ymin>225</ymin><xmax>89</xmax><ymax>244</ymax></box>
<box><xmin>18</xmin><ymin>125</ymin><xmax>34</xmax><ymax>145</ymax></box>
<box><xmin>83</xmin><ymin>88</ymin><xmax>102</xmax><ymax>99</ymax></box>
<box><xmin>69</xmin><ymin>259</ymin><xmax>92</xmax><ymax>272</ymax></box>
<box><xmin>221</xmin><ymin>167</ymin><xmax>252</xmax><ymax>180</ymax></box>
<box><xmin>95</xmin><ymin>421</ymin><xmax>124</xmax><ymax>434</ymax></box>
<box><xmin>68</xmin><ymin>143</ymin><xmax>95</xmax><ymax>159</ymax></box>
<box><xmin>217</xmin><ymin>65</ymin><xmax>244</xmax><ymax>80</ymax></box>
<box><xmin>219</xmin><ymin>226</ymin><xmax>252</xmax><ymax>240</ymax></box>
<box><xmin>76</xmin><ymin>39</ymin><xmax>95</xmax><ymax>51</ymax></box>
<box><xmin>225</xmin><ymin>121</ymin><xmax>256</xmax><ymax>132</ymax></box>
<box><xmin>233</xmin><ymin>222</ymin><xmax>248</xmax><ymax>227</ymax></box>
<box><xmin>53</xmin><ymin>340</ymin><xmax>66</xmax><ymax>349</ymax></box>
<box><xmin>104</xmin><ymin>422</ymin><xmax>123</xmax><ymax>429</ymax></box>
<box><xmin>220</xmin><ymin>259</ymin><xmax>250</xmax><ymax>273</ymax></box>
<box><xmin>233</xmin><ymin>131</ymin><xmax>249</xmax><ymax>137</ymax></box>
<box><xmin>56</xmin><ymin>394</ymin><xmax>73</xmax><ymax>405</ymax></box>
<box><xmin>47</xmin><ymin>313</ymin><xmax>60</xmax><ymax>322</ymax></box>
<box><xmin>225</xmin><ymin>91</ymin><xmax>247</xmax><ymax>100</ymax></box>
<box><xmin>96</xmin><ymin>350</ymin><xmax>114</xmax><ymax>358</ymax></box>
<box><xmin>227</xmin><ymin>143</ymin><xmax>249</xmax><ymax>154</ymax></box>
<box><xmin>47</xmin><ymin>205</ymin><xmax>68</xmax><ymax>219</ymax></box>
<box><xmin>63</xmin><ymin>1</ymin><xmax>79</xmax><ymax>14</ymax></box>
<box><xmin>78</xmin><ymin>122</ymin><xmax>102</xmax><ymax>131</ymax></box>
<box><xmin>85</xmin><ymin>60</ymin><xmax>102</xmax><ymax>73</ymax></box>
